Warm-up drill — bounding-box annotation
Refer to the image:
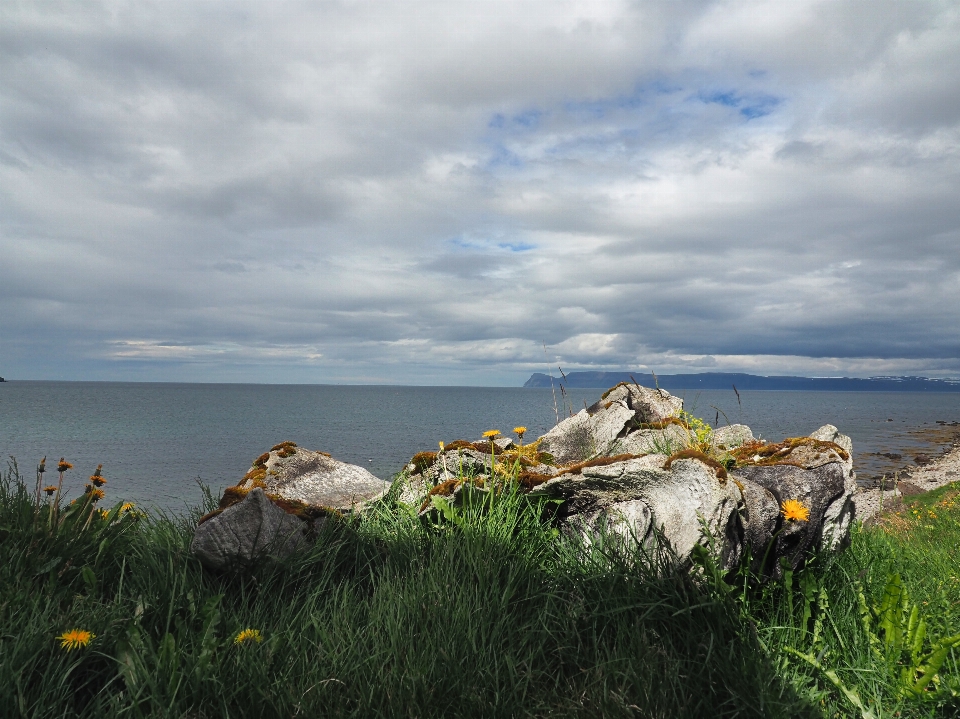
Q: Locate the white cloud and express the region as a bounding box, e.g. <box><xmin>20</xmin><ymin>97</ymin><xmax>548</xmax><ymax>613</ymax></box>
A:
<box><xmin>2</xmin><ymin>0</ymin><xmax>959</xmax><ymax>383</ymax></box>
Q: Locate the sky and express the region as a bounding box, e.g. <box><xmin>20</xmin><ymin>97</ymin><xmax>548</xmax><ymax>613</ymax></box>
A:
<box><xmin>2</xmin><ymin>0</ymin><xmax>959</xmax><ymax>385</ymax></box>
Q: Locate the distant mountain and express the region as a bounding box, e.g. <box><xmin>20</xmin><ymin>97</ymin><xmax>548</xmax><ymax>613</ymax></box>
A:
<box><xmin>523</xmin><ymin>371</ymin><xmax>960</xmax><ymax>392</ymax></box>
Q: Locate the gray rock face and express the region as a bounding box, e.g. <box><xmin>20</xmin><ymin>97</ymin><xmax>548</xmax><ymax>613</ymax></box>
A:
<box><xmin>731</xmin><ymin>462</ymin><xmax>848</xmax><ymax>572</ymax></box>
<box><xmin>614</xmin><ymin>424</ymin><xmax>689</xmax><ymax>456</ymax></box>
<box><xmin>257</xmin><ymin>447</ymin><xmax>390</xmax><ymax>511</ymax></box>
<box><xmin>735</xmin><ymin>478</ymin><xmax>780</xmax><ymax>572</ymax></box>
<box><xmin>192</xmin><ymin>444</ymin><xmax>391</xmax><ymax>571</ymax></box>
<box><xmin>713</xmin><ymin>424</ymin><xmax>755</xmax><ymax>449</ymax></box>
<box><xmin>532</xmin><ymin>455</ymin><xmax>742</xmax><ymax>569</ymax></box>
<box><xmin>191</xmin><ymin>488</ymin><xmax>308</xmax><ymax>571</ymax></box>
<box><xmin>536</xmin><ymin>383</ymin><xmax>685</xmax><ymax>466</ymax></box>
<box><xmin>587</xmin><ymin>383</ymin><xmax>684</xmax><ymax>424</ymax></box>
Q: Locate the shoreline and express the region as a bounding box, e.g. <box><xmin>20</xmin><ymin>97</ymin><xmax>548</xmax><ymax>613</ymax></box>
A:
<box><xmin>853</xmin><ymin>435</ymin><xmax>960</xmax><ymax>522</ymax></box>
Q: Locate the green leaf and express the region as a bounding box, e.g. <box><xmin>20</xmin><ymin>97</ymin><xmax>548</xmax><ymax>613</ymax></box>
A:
<box><xmin>81</xmin><ymin>565</ymin><xmax>97</xmax><ymax>594</ymax></box>
<box><xmin>34</xmin><ymin>556</ymin><xmax>61</xmax><ymax>575</ymax></box>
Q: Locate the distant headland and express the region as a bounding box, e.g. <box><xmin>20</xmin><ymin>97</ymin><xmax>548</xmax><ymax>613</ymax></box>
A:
<box><xmin>523</xmin><ymin>371</ymin><xmax>960</xmax><ymax>392</ymax></box>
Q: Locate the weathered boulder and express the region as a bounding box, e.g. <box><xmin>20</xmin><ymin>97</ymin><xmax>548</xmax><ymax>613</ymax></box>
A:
<box><xmin>191</xmin><ymin>442</ymin><xmax>390</xmax><ymax>570</ymax></box>
<box><xmin>191</xmin><ymin>488</ymin><xmax>309</xmax><ymax>571</ymax></box>
<box><xmin>713</xmin><ymin>424</ymin><xmax>754</xmax><ymax>449</ymax></box>
<box><xmin>536</xmin><ymin>384</ymin><xmax>685</xmax><ymax>465</ymax></box>
<box><xmin>526</xmin><ymin>384</ymin><xmax>858</xmax><ymax>576</ymax></box>
<box><xmin>586</xmin><ymin>382</ymin><xmax>684</xmax><ymax>424</ymax></box>
<box><xmin>397</xmin><ymin>440</ymin><xmax>559</xmax><ymax>510</ymax></box>
<box><xmin>537</xmin><ymin>402</ymin><xmax>640</xmax><ymax>464</ymax></box>
<box><xmin>731</xmin><ymin>462</ymin><xmax>848</xmax><ymax>573</ymax></box>
<box><xmin>248</xmin><ymin>444</ymin><xmax>391</xmax><ymax>510</ymax></box>
<box><xmin>531</xmin><ymin>454</ymin><xmax>742</xmax><ymax>569</ymax></box>
<box><xmin>614</xmin><ymin>424</ymin><xmax>689</xmax><ymax>456</ymax></box>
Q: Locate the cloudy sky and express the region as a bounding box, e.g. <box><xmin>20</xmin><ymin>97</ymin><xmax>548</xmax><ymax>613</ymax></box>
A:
<box><xmin>2</xmin><ymin>1</ymin><xmax>959</xmax><ymax>385</ymax></box>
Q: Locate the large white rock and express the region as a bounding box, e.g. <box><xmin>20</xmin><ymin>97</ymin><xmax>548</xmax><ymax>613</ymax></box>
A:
<box><xmin>256</xmin><ymin>446</ymin><xmax>391</xmax><ymax>511</ymax></box>
<box><xmin>191</xmin><ymin>488</ymin><xmax>308</xmax><ymax>571</ymax></box>
<box><xmin>532</xmin><ymin>455</ymin><xmax>742</xmax><ymax>568</ymax></box>
<box><xmin>588</xmin><ymin>382</ymin><xmax>684</xmax><ymax>424</ymax></box>
<box><xmin>537</xmin><ymin>401</ymin><xmax>636</xmax><ymax>465</ymax></box>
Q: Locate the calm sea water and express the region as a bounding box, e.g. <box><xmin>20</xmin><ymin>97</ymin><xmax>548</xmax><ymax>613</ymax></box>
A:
<box><xmin>1</xmin><ymin>381</ymin><xmax>958</xmax><ymax>513</ymax></box>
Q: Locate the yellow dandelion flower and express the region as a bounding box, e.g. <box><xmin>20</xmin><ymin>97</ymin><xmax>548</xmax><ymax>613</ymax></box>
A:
<box><xmin>513</xmin><ymin>426</ymin><xmax>527</xmax><ymax>439</ymax></box>
<box><xmin>781</xmin><ymin>498</ymin><xmax>810</xmax><ymax>522</ymax></box>
<box><xmin>59</xmin><ymin>628</ymin><xmax>95</xmax><ymax>650</ymax></box>
<box><xmin>120</xmin><ymin>502</ymin><xmax>135</xmax><ymax>513</ymax></box>
<box><xmin>482</xmin><ymin>430</ymin><xmax>501</xmax><ymax>438</ymax></box>
<box><xmin>438</xmin><ymin>441</ymin><xmax>445</xmax><ymax>451</ymax></box>
<box><xmin>234</xmin><ymin>628</ymin><xmax>263</xmax><ymax>645</ymax></box>
<box><xmin>57</xmin><ymin>458</ymin><xmax>73</xmax><ymax>473</ymax></box>
<box><xmin>43</xmin><ymin>485</ymin><xmax>58</xmax><ymax>496</ymax></box>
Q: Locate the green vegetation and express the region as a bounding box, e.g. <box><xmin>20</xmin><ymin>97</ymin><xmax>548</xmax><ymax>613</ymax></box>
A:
<box><xmin>1</xmin><ymin>457</ymin><xmax>959</xmax><ymax>718</ymax></box>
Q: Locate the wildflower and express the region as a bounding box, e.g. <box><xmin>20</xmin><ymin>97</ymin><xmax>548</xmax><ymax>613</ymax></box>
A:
<box><xmin>438</xmin><ymin>441</ymin><xmax>445</xmax><ymax>451</ymax></box>
<box><xmin>234</xmin><ymin>628</ymin><xmax>263</xmax><ymax>645</ymax></box>
<box><xmin>43</xmin><ymin>486</ymin><xmax>58</xmax><ymax>496</ymax></box>
<box><xmin>85</xmin><ymin>486</ymin><xmax>105</xmax><ymax>502</ymax></box>
<box><xmin>59</xmin><ymin>629</ymin><xmax>95</xmax><ymax>650</ymax></box>
<box><xmin>513</xmin><ymin>426</ymin><xmax>527</xmax><ymax>440</ymax></box>
<box><xmin>98</xmin><ymin>509</ymin><xmax>109</xmax><ymax>519</ymax></box>
<box><xmin>57</xmin><ymin>458</ymin><xmax>73</xmax><ymax>473</ymax></box>
<box><xmin>90</xmin><ymin>475</ymin><xmax>106</xmax><ymax>487</ymax></box>
<box><xmin>781</xmin><ymin>499</ymin><xmax>810</xmax><ymax>522</ymax></box>
<box><xmin>38</xmin><ymin>457</ymin><xmax>46</xmax><ymax>474</ymax></box>
<box><xmin>482</xmin><ymin>430</ymin><xmax>501</xmax><ymax>439</ymax></box>
<box><xmin>120</xmin><ymin>502</ymin><xmax>135</xmax><ymax>513</ymax></box>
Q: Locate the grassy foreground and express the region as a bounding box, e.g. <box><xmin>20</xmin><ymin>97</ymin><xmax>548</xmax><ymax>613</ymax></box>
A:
<box><xmin>1</xmin><ymin>459</ymin><xmax>959</xmax><ymax>719</ymax></box>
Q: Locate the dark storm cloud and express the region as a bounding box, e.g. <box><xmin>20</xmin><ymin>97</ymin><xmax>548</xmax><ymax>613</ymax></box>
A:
<box><xmin>2</xmin><ymin>1</ymin><xmax>959</xmax><ymax>384</ymax></box>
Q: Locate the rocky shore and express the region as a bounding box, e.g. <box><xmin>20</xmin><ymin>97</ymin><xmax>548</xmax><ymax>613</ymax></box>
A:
<box><xmin>853</xmin><ymin>437</ymin><xmax>960</xmax><ymax>523</ymax></box>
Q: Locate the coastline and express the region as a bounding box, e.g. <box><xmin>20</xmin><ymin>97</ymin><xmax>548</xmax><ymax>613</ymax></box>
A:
<box><xmin>853</xmin><ymin>435</ymin><xmax>960</xmax><ymax>522</ymax></box>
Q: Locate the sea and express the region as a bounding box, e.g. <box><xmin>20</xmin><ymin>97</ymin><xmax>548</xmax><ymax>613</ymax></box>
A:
<box><xmin>1</xmin><ymin>381</ymin><xmax>958</xmax><ymax>513</ymax></box>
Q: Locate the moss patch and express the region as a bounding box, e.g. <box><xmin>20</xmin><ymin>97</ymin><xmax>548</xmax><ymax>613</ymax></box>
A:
<box><xmin>410</xmin><ymin>451</ymin><xmax>438</xmax><ymax>473</ymax></box>
<box><xmin>663</xmin><ymin>449</ymin><xmax>728</xmax><ymax>482</ymax></box>
<box><xmin>730</xmin><ymin>437</ymin><xmax>849</xmax><ymax>468</ymax></box>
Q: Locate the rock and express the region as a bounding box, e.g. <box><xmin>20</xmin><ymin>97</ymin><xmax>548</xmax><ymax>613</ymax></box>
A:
<box><xmin>251</xmin><ymin>445</ymin><xmax>390</xmax><ymax>511</ymax></box>
<box><xmin>192</xmin><ymin>443</ymin><xmax>390</xmax><ymax>570</ymax></box>
<box><xmin>614</xmin><ymin>424</ymin><xmax>689</xmax><ymax>456</ymax></box>
<box><xmin>809</xmin><ymin>424</ymin><xmax>855</xmax><ymax>479</ymax></box>
<box><xmin>587</xmin><ymin>382</ymin><xmax>683</xmax><ymax>424</ymax></box>
<box><xmin>731</xmin><ymin>462</ymin><xmax>849</xmax><ymax>570</ymax></box>
<box><xmin>736</xmin><ymin>478</ymin><xmax>780</xmax><ymax>571</ymax></box>
<box><xmin>713</xmin><ymin>424</ymin><xmax>754</xmax><ymax>448</ymax></box>
<box><xmin>532</xmin><ymin>455</ymin><xmax>742</xmax><ymax>569</ymax></box>
<box><xmin>537</xmin><ymin>402</ymin><xmax>637</xmax><ymax>465</ymax></box>
<box><xmin>536</xmin><ymin>382</ymin><xmax>687</xmax><ymax>465</ymax></box>
<box><xmin>191</xmin><ymin>488</ymin><xmax>309</xmax><ymax>571</ymax></box>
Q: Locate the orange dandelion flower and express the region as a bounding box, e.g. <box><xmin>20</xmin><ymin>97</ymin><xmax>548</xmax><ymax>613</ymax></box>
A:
<box><xmin>38</xmin><ymin>457</ymin><xmax>46</xmax><ymax>474</ymax></box>
<box><xmin>59</xmin><ymin>629</ymin><xmax>94</xmax><ymax>650</ymax></box>
<box><xmin>57</xmin><ymin>458</ymin><xmax>73</xmax><ymax>473</ymax></box>
<box><xmin>781</xmin><ymin>499</ymin><xmax>810</xmax><ymax>522</ymax></box>
<box><xmin>90</xmin><ymin>475</ymin><xmax>106</xmax><ymax>487</ymax></box>
<box><xmin>482</xmin><ymin>430</ymin><xmax>501</xmax><ymax>438</ymax></box>
<box><xmin>86</xmin><ymin>487</ymin><xmax>105</xmax><ymax>501</ymax></box>
<box><xmin>234</xmin><ymin>628</ymin><xmax>263</xmax><ymax>645</ymax></box>
<box><xmin>43</xmin><ymin>486</ymin><xmax>58</xmax><ymax>496</ymax></box>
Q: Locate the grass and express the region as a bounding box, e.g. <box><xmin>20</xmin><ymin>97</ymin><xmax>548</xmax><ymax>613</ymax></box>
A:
<box><xmin>1</xmin><ymin>456</ymin><xmax>959</xmax><ymax>719</ymax></box>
